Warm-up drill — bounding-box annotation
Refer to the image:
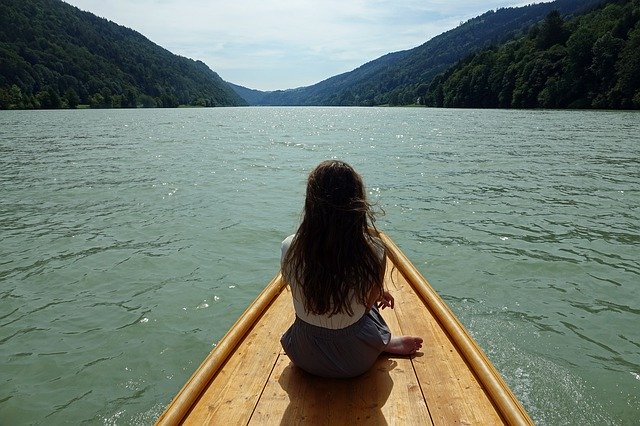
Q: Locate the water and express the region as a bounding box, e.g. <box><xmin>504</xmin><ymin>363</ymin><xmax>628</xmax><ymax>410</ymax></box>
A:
<box><xmin>0</xmin><ymin>107</ymin><xmax>638</xmax><ymax>425</ymax></box>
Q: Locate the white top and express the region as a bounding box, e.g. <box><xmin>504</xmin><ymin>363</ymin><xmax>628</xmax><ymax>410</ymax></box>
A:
<box><xmin>280</xmin><ymin>234</ymin><xmax>384</xmax><ymax>330</ymax></box>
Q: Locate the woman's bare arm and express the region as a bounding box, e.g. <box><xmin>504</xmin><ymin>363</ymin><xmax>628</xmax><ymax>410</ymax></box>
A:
<box><xmin>367</xmin><ymin>288</ymin><xmax>394</xmax><ymax>310</ymax></box>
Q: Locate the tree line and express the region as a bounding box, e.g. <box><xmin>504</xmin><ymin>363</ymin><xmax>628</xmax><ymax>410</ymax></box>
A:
<box><xmin>0</xmin><ymin>0</ymin><xmax>245</xmax><ymax>110</ymax></box>
<box><xmin>245</xmin><ymin>0</ymin><xmax>604</xmax><ymax>106</ymax></box>
<box><xmin>410</xmin><ymin>0</ymin><xmax>640</xmax><ymax>109</ymax></box>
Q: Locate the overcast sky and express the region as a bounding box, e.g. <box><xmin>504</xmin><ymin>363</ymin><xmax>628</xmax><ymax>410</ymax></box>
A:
<box><xmin>63</xmin><ymin>0</ymin><xmax>547</xmax><ymax>91</ymax></box>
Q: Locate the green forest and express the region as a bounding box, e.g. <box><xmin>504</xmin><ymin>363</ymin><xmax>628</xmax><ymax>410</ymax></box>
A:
<box><xmin>0</xmin><ymin>0</ymin><xmax>246</xmax><ymax>109</ymax></box>
<box><xmin>246</xmin><ymin>0</ymin><xmax>604</xmax><ymax>106</ymax></box>
<box><xmin>1</xmin><ymin>0</ymin><xmax>637</xmax><ymax>110</ymax></box>
<box><xmin>416</xmin><ymin>0</ymin><xmax>640</xmax><ymax>109</ymax></box>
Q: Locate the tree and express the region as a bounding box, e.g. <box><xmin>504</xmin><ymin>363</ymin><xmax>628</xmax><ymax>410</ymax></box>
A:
<box><xmin>124</xmin><ymin>89</ymin><xmax>137</xmax><ymax>108</ymax></box>
<box><xmin>590</xmin><ymin>32</ymin><xmax>625</xmax><ymax>107</ymax></box>
<box><xmin>536</xmin><ymin>10</ymin><xmax>570</xmax><ymax>50</ymax></box>
<box><xmin>100</xmin><ymin>87</ymin><xmax>113</xmax><ymax>108</ymax></box>
<box><xmin>615</xmin><ymin>24</ymin><xmax>640</xmax><ymax>108</ymax></box>
<box><xmin>89</xmin><ymin>93</ymin><xmax>104</xmax><ymax>108</ymax></box>
<box><xmin>9</xmin><ymin>84</ymin><xmax>25</xmax><ymax>109</ymax></box>
<box><xmin>420</xmin><ymin>0</ymin><xmax>640</xmax><ymax>110</ymax></box>
<box><xmin>138</xmin><ymin>94</ymin><xmax>156</xmax><ymax>108</ymax></box>
<box><xmin>160</xmin><ymin>92</ymin><xmax>179</xmax><ymax>108</ymax></box>
<box><xmin>65</xmin><ymin>88</ymin><xmax>80</xmax><ymax>108</ymax></box>
<box><xmin>0</xmin><ymin>0</ymin><xmax>245</xmax><ymax>109</ymax></box>
<box><xmin>591</xmin><ymin>33</ymin><xmax>624</xmax><ymax>79</ymax></box>
<box><xmin>35</xmin><ymin>87</ymin><xmax>62</xmax><ymax>109</ymax></box>
<box><xmin>566</xmin><ymin>28</ymin><xmax>597</xmax><ymax>69</ymax></box>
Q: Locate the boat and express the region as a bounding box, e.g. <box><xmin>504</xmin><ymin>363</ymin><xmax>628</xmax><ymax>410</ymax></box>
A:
<box><xmin>155</xmin><ymin>232</ymin><xmax>533</xmax><ymax>425</ymax></box>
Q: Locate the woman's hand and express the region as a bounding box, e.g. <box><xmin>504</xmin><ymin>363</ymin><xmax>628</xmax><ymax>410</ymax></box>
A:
<box><xmin>377</xmin><ymin>291</ymin><xmax>394</xmax><ymax>310</ymax></box>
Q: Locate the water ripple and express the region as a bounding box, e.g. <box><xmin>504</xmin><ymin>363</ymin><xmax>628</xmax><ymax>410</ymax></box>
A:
<box><xmin>1</xmin><ymin>108</ymin><xmax>638</xmax><ymax>425</ymax></box>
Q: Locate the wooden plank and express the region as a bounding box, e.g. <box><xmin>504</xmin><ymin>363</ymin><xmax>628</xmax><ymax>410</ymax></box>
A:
<box><xmin>377</xmin><ymin>299</ymin><xmax>433</xmax><ymax>425</ymax></box>
<box><xmin>181</xmin><ymin>284</ymin><xmax>294</xmax><ymax>425</ymax></box>
<box><xmin>249</xmin><ymin>273</ymin><xmax>432</xmax><ymax>425</ymax></box>
<box><xmin>381</xmin><ymin>233</ymin><xmax>533</xmax><ymax>426</ymax></box>
<box><xmin>250</xmin><ymin>352</ymin><xmax>430</xmax><ymax>425</ymax></box>
<box><xmin>157</xmin><ymin>233</ymin><xmax>532</xmax><ymax>426</ymax></box>
<box><xmin>388</xmin><ymin>266</ymin><xmax>504</xmax><ymax>425</ymax></box>
<box><xmin>156</xmin><ymin>275</ymin><xmax>288</xmax><ymax>425</ymax></box>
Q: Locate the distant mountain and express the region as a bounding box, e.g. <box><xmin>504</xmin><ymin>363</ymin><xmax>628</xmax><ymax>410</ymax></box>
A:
<box><xmin>230</xmin><ymin>50</ymin><xmax>411</xmax><ymax>106</ymax></box>
<box><xmin>422</xmin><ymin>0</ymin><xmax>640</xmax><ymax>109</ymax></box>
<box><xmin>233</xmin><ymin>0</ymin><xmax>604</xmax><ymax>106</ymax></box>
<box><xmin>226</xmin><ymin>82</ymin><xmax>271</xmax><ymax>106</ymax></box>
<box><xmin>243</xmin><ymin>50</ymin><xmax>412</xmax><ymax>106</ymax></box>
<box><xmin>0</xmin><ymin>0</ymin><xmax>246</xmax><ymax>109</ymax></box>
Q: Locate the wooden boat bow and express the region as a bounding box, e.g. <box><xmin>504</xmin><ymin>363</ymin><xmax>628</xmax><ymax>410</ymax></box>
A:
<box><xmin>156</xmin><ymin>232</ymin><xmax>533</xmax><ymax>425</ymax></box>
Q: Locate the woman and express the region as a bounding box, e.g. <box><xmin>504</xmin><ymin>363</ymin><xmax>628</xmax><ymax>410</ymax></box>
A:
<box><xmin>280</xmin><ymin>160</ymin><xmax>423</xmax><ymax>378</ymax></box>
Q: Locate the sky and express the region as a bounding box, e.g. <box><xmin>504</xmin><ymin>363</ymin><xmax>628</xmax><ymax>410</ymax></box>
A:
<box><xmin>63</xmin><ymin>0</ymin><xmax>548</xmax><ymax>91</ymax></box>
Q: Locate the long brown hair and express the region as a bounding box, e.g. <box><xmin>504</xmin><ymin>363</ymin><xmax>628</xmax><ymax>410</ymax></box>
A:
<box><xmin>282</xmin><ymin>160</ymin><xmax>385</xmax><ymax>316</ymax></box>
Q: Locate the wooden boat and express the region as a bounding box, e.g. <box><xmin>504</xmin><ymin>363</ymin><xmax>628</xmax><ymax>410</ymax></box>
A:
<box><xmin>156</xmin><ymin>233</ymin><xmax>533</xmax><ymax>425</ymax></box>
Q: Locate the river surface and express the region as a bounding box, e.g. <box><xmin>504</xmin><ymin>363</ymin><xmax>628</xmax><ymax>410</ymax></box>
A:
<box><xmin>1</xmin><ymin>107</ymin><xmax>638</xmax><ymax>425</ymax></box>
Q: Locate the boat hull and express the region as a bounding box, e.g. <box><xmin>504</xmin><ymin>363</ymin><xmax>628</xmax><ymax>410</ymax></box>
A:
<box><xmin>156</xmin><ymin>233</ymin><xmax>533</xmax><ymax>425</ymax></box>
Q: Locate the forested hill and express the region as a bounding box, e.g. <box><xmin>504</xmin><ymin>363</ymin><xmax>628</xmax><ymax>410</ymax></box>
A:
<box><xmin>236</xmin><ymin>0</ymin><xmax>604</xmax><ymax>106</ymax></box>
<box><xmin>421</xmin><ymin>0</ymin><xmax>640</xmax><ymax>109</ymax></box>
<box><xmin>0</xmin><ymin>0</ymin><xmax>246</xmax><ymax>109</ymax></box>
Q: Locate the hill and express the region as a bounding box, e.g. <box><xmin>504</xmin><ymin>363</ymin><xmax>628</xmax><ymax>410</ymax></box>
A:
<box><xmin>0</xmin><ymin>0</ymin><xmax>246</xmax><ymax>109</ymax></box>
<box><xmin>421</xmin><ymin>0</ymin><xmax>640</xmax><ymax>109</ymax></box>
<box><xmin>246</xmin><ymin>50</ymin><xmax>411</xmax><ymax>106</ymax></box>
<box><xmin>227</xmin><ymin>82</ymin><xmax>271</xmax><ymax>106</ymax></box>
<box><xmin>234</xmin><ymin>0</ymin><xmax>604</xmax><ymax>106</ymax></box>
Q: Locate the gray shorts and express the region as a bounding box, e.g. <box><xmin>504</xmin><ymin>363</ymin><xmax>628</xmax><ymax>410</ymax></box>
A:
<box><xmin>280</xmin><ymin>306</ymin><xmax>391</xmax><ymax>378</ymax></box>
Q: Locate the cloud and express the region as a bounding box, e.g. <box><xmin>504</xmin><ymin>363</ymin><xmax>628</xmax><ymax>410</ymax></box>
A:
<box><xmin>63</xmin><ymin>0</ymin><xmax>551</xmax><ymax>90</ymax></box>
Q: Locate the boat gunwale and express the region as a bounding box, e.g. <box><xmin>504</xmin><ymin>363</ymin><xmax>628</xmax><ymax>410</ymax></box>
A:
<box><xmin>155</xmin><ymin>273</ymin><xmax>286</xmax><ymax>425</ymax></box>
<box><xmin>379</xmin><ymin>232</ymin><xmax>533</xmax><ymax>426</ymax></box>
<box><xmin>155</xmin><ymin>232</ymin><xmax>533</xmax><ymax>425</ymax></box>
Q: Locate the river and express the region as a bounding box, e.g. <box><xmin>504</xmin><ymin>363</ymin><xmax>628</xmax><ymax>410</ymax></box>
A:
<box><xmin>1</xmin><ymin>107</ymin><xmax>638</xmax><ymax>425</ymax></box>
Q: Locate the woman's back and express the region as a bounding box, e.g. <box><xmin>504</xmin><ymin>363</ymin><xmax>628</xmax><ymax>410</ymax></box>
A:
<box><xmin>279</xmin><ymin>160</ymin><xmax>422</xmax><ymax>378</ymax></box>
<box><xmin>281</xmin><ymin>160</ymin><xmax>385</xmax><ymax>318</ymax></box>
<box><xmin>281</xmin><ymin>233</ymin><xmax>385</xmax><ymax>329</ymax></box>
